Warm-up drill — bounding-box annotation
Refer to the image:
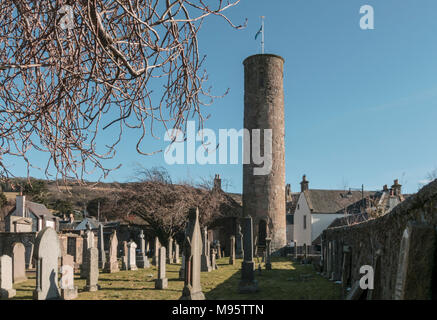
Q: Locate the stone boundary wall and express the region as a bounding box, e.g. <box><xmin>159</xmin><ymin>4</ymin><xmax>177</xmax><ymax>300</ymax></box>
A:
<box><xmin>0</xmin><ymin>232</ymin><xmax>37</xmax><ymax>268</ymax></box>
<box><xmin>321</xmin><ymin>180</ymin><xmax>437</xmax><ymax>299</ymax></box>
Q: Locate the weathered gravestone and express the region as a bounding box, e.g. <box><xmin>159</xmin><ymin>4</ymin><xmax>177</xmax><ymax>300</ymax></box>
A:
<box><xmin>168</xmin><ymin>237</ymin><xmax>174</xmax><ymax>264</ymax></box>
<box><xmin>210</xmin><ymin>248</ymin><xmax>218</xmax><ymax>270</ymax></box>
<box><xmin>201</xmin><ymin>227</ymin><xmax>211</xmax><ymax>272</ymax></box>
<box><xmin>394</xmin><ymin>221</ymin><xmax>436</xmax><ymax>300</ymax></box>
<box><xmin>217</xmin><ymin>241</ymin><xmax>222</xmax><ymax>259</ymax></box>
<box><xmin>137</xmin><ymin>230</ymin><xmax>150</xmax><ymax>269</ymax></box>
<box><xmin>153</xmin><ymin>236</ymin><xmax>160</xmax><ymax>266</ymax></box>
<box><xmin>127</xmin><ymin>241</ymin><xmax>138</xmax><ymax>271</ymax></box>
<box><xmin>121</xmin><ymin>241</ymin><xmax>128</xmax><ymax>270</ymax></box>
<box><xmin>12</xmin><ymin>242</ymin><xmax>27</xmax><ymax>283</ymax></box>
<box><xmin>80</xmin><ymin>223</ymin><xmax>95</xmax><ymax>278</ymax></box>
<box><xmin>104</xmin><ymin>230</ymin><xmax>119</xmax><ymax>273</ymax></box>
<box><xmin>341</xmin><ymin>245</ymin><xmax>352</xmax><ymax>297</ymax></box>
<box><xmin>175</xmin><ymin>242</ymin><xmax>180</xmax><ymax>264</ymax></box>
<box><xmin>235</xmin><ymin>223</ymin><xmax>244</xmax><ymax>259</ymax></box>
<box><xmin>0</xmin><ymin>255</ymin><xmax>16</xmax><ymax>299</ymax></box>
<box><xmin>238</xmin><ymin>216</ymin><xmax>258</xmax><ymax>293</ymax></box>
<box><xmin>155</xmin><ymin>246</ymin><xmax>168</xmax><ymax>289</ymax></box>
<box><xmin>179</xmin><ymin>254</ymin><xmax>185</xmax><ymax>280</ymax></box>
<box><xmin>229</xmin><ymin>235</ymin><xmax>236</xmax><ymax>265</ymax></box>
<box><xmin>98</xmin><ymin>224</ymin><xmax>106</xmax><ymax>269</ymax></box>
<box><xmin>180</xmin><ymin>208</ymin><xmax>205</xmax><ymax>300</ymax></box>
<box><xmin>265</xmin><ymin>237</ymin><xmax>272</xmax><ymax>270</ymax></box>
<box><xmin>33</xmin><ymin>227</ymin><xmax>61</xmax><ymax>300</ymax></box>
<box><xmin>60</xmin><ymin>254</ymin><xmax>78</xmax><ymax>300</ymax></box>
<box><xmin>84</xmin><ymin>247</ymin><xmax>99</xmax><ymax>292</ymax></box>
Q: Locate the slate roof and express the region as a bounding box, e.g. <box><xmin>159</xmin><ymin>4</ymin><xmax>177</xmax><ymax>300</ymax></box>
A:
<box><xmin>75</xmin><ymin>217</ymin><xmax>101</xmax><ymax>230</ymax></box>
<box><xmin>7</xmin><ymin>200</ymin><xmax>57</xmax><ymax>220</ymax></box>
<box><xmin>286</xmin><ymin>193</ymin><xmax>300</xmax><ymax>215</ymax></box>
<box><xmin>303</xmin><ymin>189</ymin><xmax>378</xmax><ymax>214</ymax></box>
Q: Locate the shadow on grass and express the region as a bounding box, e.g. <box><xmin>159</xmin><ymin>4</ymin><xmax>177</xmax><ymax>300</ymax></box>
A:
<box><xmin>205</xmin><ymin>257</ymin><xmax>342</xmax><ymax>300</ymax></box>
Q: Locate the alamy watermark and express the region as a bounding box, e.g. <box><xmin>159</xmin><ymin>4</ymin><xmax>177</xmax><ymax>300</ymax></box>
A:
<box><xmin>163</xmin><ymin>121</ymin><xmax>273</xmax><ymax>175</ymax></box>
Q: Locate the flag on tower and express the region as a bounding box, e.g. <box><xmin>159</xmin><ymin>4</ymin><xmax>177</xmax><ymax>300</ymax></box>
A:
<box><xmin>255</xmin><ymin>25</ymin><xmax>263</xmax><ymax>40</ymax></box>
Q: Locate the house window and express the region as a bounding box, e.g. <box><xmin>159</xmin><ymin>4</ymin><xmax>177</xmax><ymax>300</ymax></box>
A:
<box><xmin>303</xmin><ymin>215</ymin><xmax>307</xmax><ymax>229</ymax></box>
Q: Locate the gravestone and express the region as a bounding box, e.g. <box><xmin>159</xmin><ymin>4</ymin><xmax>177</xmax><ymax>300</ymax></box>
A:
<box><xmin>229</xmin><ymin>235</ymin><xmax>236</xmax><ymax>265</ymax></box>
<box><xmin>238</xmin><ymin>216</ymin><xmax>258</xmax><ymax>293</ymax></box>
<box><xmin>137</xmin><ymin>231</ymin><xmax>150</xmax><ymax>269</ymax></box>
<box><xmin>180</xmin><ymin>208</ymin><xmax>205</xmax><ymax>300</ymax></box>
<box><xmin>155</xmin><ymin>246</ymin><xmax>168</xmax><ymax>289</ymax></box>
<box><xmin>98</xmin><ymin>224</ymin><xmax>106</xmax><ymax>269</ymax></box>
<box><xmin>168</xmin><ymin>237</ymin><xmax>174</xmax><ymax>264</ymax></box>
<box><xmin>341</xmin><ymin>245</ymin><xmax>352</xmax><ymax>297</ymax></box>
<box><xmin>127</xmin><ymin>241</ymin><xmax>138</xmax><ymax>271</ymax></box>
<box><xmin>201</xmin><ymin>227</ymin><xmax>211</xmax><ymax>272</ymax></box>
<box><xmin>84</xmin><ymin>247</ymin><xmax>99</xmax><ymax>292</ymax></box>
<box><xmin>235</xmin><ymin>223</ymin><xmax>244</xmax><ymax>259</ymax></box>
<box><xmin>210</xmin><ymin>248</ymin><xmax>218</xmax><ymax>270</ymax></box>
<box><xmin>265</xmin><ymin>237</ymin><xmax>272</xmax><ymax>270</ymax></box>
<box><xmin>394</xmin><ymin>222</ymin><xmax>436</xmax><ymax>300</ymax></box>
<box><xmin>104</xmin><ymin>230</ymin><xmax>119</xmax><ymax>273</ymax></box>
<box><xmin>217</xmin><ymin>242</ymin><xmax>222</xmax><ymax>259</ymax></box>
<box><xmin>80</xmin><ymin>223</ymin><xmax>95</xmax><ymax>278</ymax></box>
<box><xmin>179</xmin><ymin>254</ymin><xmax>185</xmax><ymax>280</ymax></box>
<box><xmin>33</xmin><ymin>227</ymin><xmax>61</xmax><ymax>300</ymax></box>
<box><xmin>60</xmin><ymin>254</ymin><xmax>78</xmax><ymax>300</ymax></box>
<box><xmin>121</xmin><ymin>241</ymin><xmax>128</xmax><ymax>270</ymax></box>
<box><xmin>0</xmin><ymin>255</ymin><xmax>16</xmax><ymax>299</ymax></box>
<box><xmin>153</xmin><ymin>237</ymin><xmax>160</xmax><ymax>266</ymax></box>
<box><xmin>12</xmin><ymin>242</ymin><xmax>27</xmax><ymax>283</ymax></box>
<box><xmin>175</xmin><ymin>242</ymin><xmax>180</xmax><ymax>264</ymax></box>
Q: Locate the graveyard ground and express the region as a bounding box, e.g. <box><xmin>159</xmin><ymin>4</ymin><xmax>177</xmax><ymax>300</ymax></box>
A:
<box><xmin>12</xmin><ymin>257</ymin><xmax>342</xmax><ymax>300</ymax></box>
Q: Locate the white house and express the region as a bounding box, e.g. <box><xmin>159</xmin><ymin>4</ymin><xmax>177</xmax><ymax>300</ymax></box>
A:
<box><xmin>5</xmin><ymin>195</ymin><xmax>58</xmax><ymax>232</ymax></box>
<box><xmin>290</xmin><ymin>175</ymin><xmax>406</xmax><ymax>247</ymax></box>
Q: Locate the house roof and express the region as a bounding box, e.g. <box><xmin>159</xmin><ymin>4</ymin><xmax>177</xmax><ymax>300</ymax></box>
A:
<box><xmin>303</xmin><ymin>189</ymin><xmax>378</xmax><ymax>214</ymax></box>
<box><xmin>286</xmin><ymin>192</ymin><xmax>300</xmax><ymax>215</ymax></box>
<box><xmin>7</xmin><ymin>200</ymin><xmax>57</xmax><ymax>220</ymax></box>
<box><xmin>75</xmin><ymin>217</ymin><xmax>101</xmax><ymax>230</ymax></box>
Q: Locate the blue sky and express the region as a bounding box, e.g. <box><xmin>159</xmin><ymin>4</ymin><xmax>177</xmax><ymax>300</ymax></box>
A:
<box><xmin>7</xmin><ymin>0</ymin><xmax>437</xmax><ymax>194</ymax></box>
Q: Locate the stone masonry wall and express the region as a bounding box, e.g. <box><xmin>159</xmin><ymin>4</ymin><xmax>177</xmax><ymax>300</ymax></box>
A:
<box><xmin>321</xmin><ymin>179</ymin><xmax>437</xmax><ymax>299</ymax></box>
<box><xmin>243</xmin><ymin>54</ymin><xmax>286</xmax><ymax>253</ymax></box>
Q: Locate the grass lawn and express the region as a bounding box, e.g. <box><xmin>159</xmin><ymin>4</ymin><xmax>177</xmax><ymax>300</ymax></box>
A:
<box><xmin>12</xmin><ymin>257</ymin><xmax>341</xmax><ymax>300</ymax></box>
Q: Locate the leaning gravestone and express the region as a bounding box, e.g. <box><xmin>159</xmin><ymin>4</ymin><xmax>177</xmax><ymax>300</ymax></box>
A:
<box><xmin>33</xmin><ymin>227</ymin><xmax>61</xmax><ymax>300</ymax></box>
<box><xmin>127</xmin><ymin>241</ymin><xmax>138</xmax><ymax>271</ymax></box>
<box><xmin>60</xmin><ymin>255</ymin><xmax>78</xmax><ymax>300</ymax></box>
<box><xmin>84</xmin><ymin>247</ymin><xmax>99</xmax><ymax>292</ymax></box>
<box><xmin>394</xmin><ymin>222</ymin><xmax>436</xmax><ymax>300</ymax></box>
<box><xmin>80</xmin><ymin>223</ymin><xmax>95</xmax><ymax>278</ymax></box>
<box><xmin>155</xmin><ymin>247</ymin><xmax>168</xmax><ymax>289</ymax></box>
<box><xmin>180</xmin><ymin>208</ymin><xmax>205</xmax><ymax>300</ymax></box>
<box><xmin>98</xmin><ymin>224</ymin><xmax>106</xmax><ymax>269</ymax></box>
<box><xmin>238</xmin><ymin>216</ymin><xmax>258</xmax><ymax>293</ymax></box>
<box><xmin>201</xmin><ymin>227</ymin><xmax>211</xmax><ymax>272</ymax></box>
<box><xmin>0</xmin><ymin>255</ymin><xmax>16</xmax><ymax>299</ymax></box>
<box><xmin>104</xmin><ymin>230</ymin><xmax>119</xmax><ymax>273</ymax></box>
<box><xmin>11</xmin><ymin>242</ymin><xmax>27</xmax><ymax>283</ymax></box>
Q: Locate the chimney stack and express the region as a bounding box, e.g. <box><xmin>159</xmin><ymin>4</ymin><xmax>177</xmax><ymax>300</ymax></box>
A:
<box><xmin>213</xmin><ymin>174</ymin><xmax>221</xmax><ymax>191</ymax></box>
<box><xmin>391</xmin><ymin>179</ymin><xmax>402</xmax><ymax>196</ymax></box>
<box><xmin>16</xmin><ymin>195</ymin><xmax>26</xmax><ymax>217</ymax></box>
<box><xmin>300</xmin><ymin>175</ymin><xmax>309</xmax><ymax>192</ymax></box>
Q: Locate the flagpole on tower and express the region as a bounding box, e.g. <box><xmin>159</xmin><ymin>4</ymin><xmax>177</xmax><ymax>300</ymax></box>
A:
<box><xmin>261</xmin><ymin>16</ymin><xmax>265</xmax><ymax>54</ymax></box>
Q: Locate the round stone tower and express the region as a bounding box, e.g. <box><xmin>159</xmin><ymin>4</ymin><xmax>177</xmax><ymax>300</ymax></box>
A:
<box><xmin>242</xmin><ymin>54</ymin><xmax>286</xmax><ymax>253</ymax></box>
